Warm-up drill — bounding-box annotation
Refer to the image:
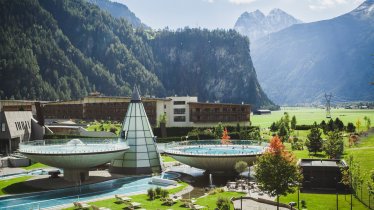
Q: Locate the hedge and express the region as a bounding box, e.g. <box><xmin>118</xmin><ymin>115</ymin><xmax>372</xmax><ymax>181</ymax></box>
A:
<box><xmin>295</xmin><ymin>125</ymin><xmax>314</xmax><ymax>130</ymax></box>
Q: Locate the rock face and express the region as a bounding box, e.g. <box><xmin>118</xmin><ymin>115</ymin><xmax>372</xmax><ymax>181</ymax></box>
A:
<box><xmin>251</xmin><ymin>0</ymin><xmax>374</xmax><ymax>105</ymax></box>
<box><xmin>234</xmin><ymin>9</ymin><xmax>302</xmax><ymax>42</ymax></box>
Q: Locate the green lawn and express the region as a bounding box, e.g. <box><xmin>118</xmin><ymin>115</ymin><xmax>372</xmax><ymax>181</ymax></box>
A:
<box><xmin>86</xmin><ymin>122</ymin><xmax>122</xmax><ymax>135</ymax></box>
<box><xmin>21</xmin><ymin>162</ymin><xmax>49</xmax><ymax>170</ymax></box>
<box><xmin>278</xmin><ymin>133</ymin><xmax>374</xmax><ymax>209</ymax></box>
<box><xmin>63</xmin><ymin>183</ymin><xmax>244</xmax><ymax>210</ymax></box>
<box><xmin>161</xmin><ymin>155</ymin><xmax>177</xmax><ymax>163</ymax></box>
<box><xmin>0</xmin><ymin>176</ymin><xmax>37</xmax><ymax>195</ymax></box>
<box><xmin>252</xmin><ymin>108</ymin><xmax>374</xmax><ymax>129</ymax></box>
<box><xmin>279</xmin><ymin>191</ymin><xmax>368</xmax><ymax>210</ymax></box>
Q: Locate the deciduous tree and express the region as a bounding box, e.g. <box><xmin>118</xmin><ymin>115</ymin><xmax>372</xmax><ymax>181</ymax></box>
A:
<box><xmin>255</xmin><ymin>136</ymin><xmax>302</xmax><ymax>210</ymax></box>
<box><xmin>323</xmin><ymin>131</ymin><xmax>344</xmax><ymax>159</ymax></box>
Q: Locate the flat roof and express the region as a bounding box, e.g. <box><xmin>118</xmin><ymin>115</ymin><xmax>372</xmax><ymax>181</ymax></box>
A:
<box><xmin>188</xmin><ymin>102</ymin><xmax>250</xmax><ymax>106</ymax></box>
<box><xmin>299</xmin><ymin>159</ymin><xmax>347</xmax><ymax>167</ymax></box>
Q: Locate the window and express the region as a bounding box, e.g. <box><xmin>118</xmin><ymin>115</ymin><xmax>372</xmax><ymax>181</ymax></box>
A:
<box><xmin>173</xmin><ymin>101</ymin><xmax>186</xmax><ymax>105</ymax></box>
<box><xmin>2</xmin><ymin>123</ymin><xmax>6</xmax><ymax>132</ymax></box>
<box><xmin>174</xmin><ymin>108</ymin><xmax>186</xmax><ymax>114</ymax></box>
<box><xmin>174</xmin><ymin>116</ymin><xmax>186</xmax><ymax>122</ymax></box>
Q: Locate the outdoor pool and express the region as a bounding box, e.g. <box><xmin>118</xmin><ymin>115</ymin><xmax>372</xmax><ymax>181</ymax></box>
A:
<box><xmin>0</xmin><ymin>173</ymin><xmax>178</xmax><ymax>210</ymax></box>
<box><xmin>181</xmin><ymin>145</ymin><xmax>263</xmax><ymax>155</ymax></box>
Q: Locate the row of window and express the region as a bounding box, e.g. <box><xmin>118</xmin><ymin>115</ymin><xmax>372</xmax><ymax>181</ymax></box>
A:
<box><xmin>174</xmin><ymin>108</ymin><xmax>186</xmax><ymax>114</ymax></box>
<box><xmin>192</xmin><ymin>107</ymin><xmax>247</xmax><ymax>112</ymax></box>
<box><xmin>14</xmin><ymin>121</ymin><xmax>30</xmax><ymax>131</ymax></box>
<box><xmin>174</xmin><ymin>116</ymin><xmax>186</xmax><ymax>122</ymax></box>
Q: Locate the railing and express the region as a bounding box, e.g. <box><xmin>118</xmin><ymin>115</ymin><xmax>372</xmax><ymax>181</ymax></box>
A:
<box><xmin>19</xmin><ymin>138</ymin><xmax>129</xmax><ymax>154</ymax></box>
<box><xmin>164</xmin><ymin>140</ymin><xmax>267</xmax><ymax>156</ymax></box>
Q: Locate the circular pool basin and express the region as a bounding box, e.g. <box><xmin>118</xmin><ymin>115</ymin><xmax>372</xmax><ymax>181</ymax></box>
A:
<box><xmin>164</xmin><ymin>141</ymin><xmax>266</xmax><ymax>172</ymax></box>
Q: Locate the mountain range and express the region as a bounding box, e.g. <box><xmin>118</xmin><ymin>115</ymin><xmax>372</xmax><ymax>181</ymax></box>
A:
<box><xmin>237</xmin><ymin>1</ymin><xmax>374</xmax><ymax>105</ymax></box>
<box><xmin>234</xmin><ymin>9</ymin><xmax>301</xmax><ymax>43</ymax></box>
<box><xmin>0</xmin><ymin>0</ymin><xmax>274</xmax><ymax>108</ymax></box>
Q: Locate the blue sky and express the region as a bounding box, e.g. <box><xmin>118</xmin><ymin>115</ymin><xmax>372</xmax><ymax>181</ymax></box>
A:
<box><xmin>114</xmin><ymin>0</ymin><xmax>364</xmax><ymax>29</ymax></box>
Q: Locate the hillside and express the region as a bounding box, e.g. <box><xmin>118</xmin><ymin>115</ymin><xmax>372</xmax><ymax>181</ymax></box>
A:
<box><xmin>87</xmin><ymin>0</ymin><xmax>148</xmax><ymax>28</ymax></box>
<box><xmin>251</xmin><ymin>0</ymin><xmax>374</xmax><ymax>105</ymax></box>
<box><xmin>234</xmin><ymin>9</ymin><xmax>301</xmax><ymax>42</ymax></box>
<box><xmin>0</xmin><ymin>0</ymin><xmax>274</xmax><ymax>108</ymax></box>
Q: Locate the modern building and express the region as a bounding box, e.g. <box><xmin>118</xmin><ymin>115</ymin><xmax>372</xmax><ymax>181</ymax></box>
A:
<box><xmin>0</xmin><ymin>111</ymin><xmax>44</xmax><ymax>155</ymax></box>
<box><xmin>42</xmin><ymin>96</ymin><xmax>250</xmax><ymax>127</ymax></box>
<box><xmin>110</xmin><ymin>87</ymin><xmax>162</xmax><ymax>174</ymax></box>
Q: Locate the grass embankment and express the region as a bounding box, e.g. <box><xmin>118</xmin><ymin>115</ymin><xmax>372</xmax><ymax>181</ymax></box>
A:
<box><xmin>252</xmin><ymin>108</ymin><xmax>374</xmax><ymax>128</ymax></box>
<box><xmin>21</xmin><ymin>162</ymin><xmax>49</xmax><ymax>170</ymax></box>
<box><xmin>0</xmin><ymin>176</ymin><xmax>44</xmax><ymax>195</ymax></box>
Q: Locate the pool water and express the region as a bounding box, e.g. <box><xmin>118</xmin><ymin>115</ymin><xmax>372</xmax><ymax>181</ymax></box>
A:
<box><xmin>0</xmin><ymin>173</ymin><xmax>177</xmax><ymax>210</ymax></box>
<box><xmin>181</xmin><ymin>146</ymin><xmax>262</xmax><ymax>155</ymax></box>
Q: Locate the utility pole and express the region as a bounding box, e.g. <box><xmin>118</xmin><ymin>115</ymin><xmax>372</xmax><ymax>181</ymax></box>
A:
<box><xmin>325</xmin><ymin>93</ymin><xmax>333</xmax><ymax>118</ymax></box>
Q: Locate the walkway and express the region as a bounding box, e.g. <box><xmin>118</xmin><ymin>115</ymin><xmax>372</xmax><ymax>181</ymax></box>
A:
<box><xmin>233</xmin><ymin>198</ymin><xmax>290</xmax><ymax>210</ymax></box>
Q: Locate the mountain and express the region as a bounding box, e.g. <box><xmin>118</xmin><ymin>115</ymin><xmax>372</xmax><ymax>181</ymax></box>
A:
<box><xmin>151</xmin><ymin>28</ymin><xmax>274</xmax><ymax>107</ymax></box>
<box><xmin>251</xmin><ymin>0</ymin><xmax>374</xmax><ymax>105</ymax></box>
<box><xmin>234</xmin><ymin>9</ymin><xmax>301</xmax><ymax>42</ymax></box>
<box><xmin>87</xmin><ymin>0</ymin><xmax>148</xmax><ymax>28</ymax></box>
<box><xmin>0</xmin><ymin>0</ymin><xmax>274</xmax><ymax>108</ymax></box>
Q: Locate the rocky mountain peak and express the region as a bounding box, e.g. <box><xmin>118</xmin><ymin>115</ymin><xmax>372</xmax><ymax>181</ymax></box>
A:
<box><xmin>234</xmin><ymin>8</ymin><xmax>301</xmax><ymax>42</ymax></box>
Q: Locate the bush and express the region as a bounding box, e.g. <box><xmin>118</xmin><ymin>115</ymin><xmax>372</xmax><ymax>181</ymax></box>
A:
<box><xmin>216</xmin><ymin>197</ymin><xmax>231</xmax><ymax>210</ymax></box>
<box><xmin>295</xmin><ymin>124</ymin><xmax>314</xmax><ymax>130</ymax></box>
<box><xmin>155</xmin><ymin>187</ymin><xmax>162</xmax><ymax>197</ymax></box>
<box><xmin>147</xmin><ymin>188</ymin><xmax>155</xmax><ymax>200</ymax></box>
<box><xmin>160</xmin><ymin>189</ymin><xmax>169</xmax><ymax>198</ymax></box>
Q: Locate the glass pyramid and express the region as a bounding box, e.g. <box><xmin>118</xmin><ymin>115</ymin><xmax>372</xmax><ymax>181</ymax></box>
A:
<box><xmin>109</xmin><ymin>87</ymin><xmax>162</xmax><ymax>174</ymax></box>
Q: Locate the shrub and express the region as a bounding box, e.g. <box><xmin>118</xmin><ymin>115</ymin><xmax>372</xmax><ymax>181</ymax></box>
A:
<box><xmin>147</xmin><ymin>188</ymin><xmax>155</xmax><ymax>200</ymax></box>
<box><xmin>155</xmin><ymin>187</ymin><xmax>162</xmax><ymax>197</ymax></box>
<box><xmin>216</xmin><ymin>197</ymin><xmax>231</xmax><ymax>210</ymax></box>
<box><xmin>160</xmin><ymin>189</ymin><xmax>169</xmax><ymax>198</ymax></box>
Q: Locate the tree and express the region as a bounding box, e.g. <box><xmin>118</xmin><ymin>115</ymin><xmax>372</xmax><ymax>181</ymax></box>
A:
<box><xmin>363</xmin><ymin>116</ymin><xmax>371</xmax><ymax>131</ymax></box>
<box><xmin>283</xmin><ymin>112</ymin><xmax>290</xmax><ymax>130</ymax></box>
<box><xmin>356</xmin><ymin>119</ymin><xmax>361</xmax><ymax>132</ymax></box>
<box><xmin>320</xmin><ymin>120</ymin><xmax>327</xmax><ymax>134</ymax></box>
<box><xmin>234</xmin><ymin>161</ymin><xmax>248</xmax><ymax>177</ymax></box>
<box><xmin>346</xmin><ymin>122</ymin><xmax>356</xmax><ymax>133</ymax></box>
<box><xmin>327</xmin><ymin>119</ymin><xmax>335</xmax><ymax>132</ymax></box>
<box><xmin>221</xmin><ymin>128</ymin><xmax>231</xmax><ymax>145</ymax></box>
<box><xmin>277</xmin><ymin>123</ymin><xmax>289</xmax><ymax>142</ymax></box>
<box><xmin>334</xmin><ymin>118</ymin><xmax>344</xmax><ymax>131</ymax></box>
<box><xmin>323</xmin><ymin>131</ymin><xmax>344</xmax><ymax>159</ymax></box>
<box><xmin>214</xmin><ymin>122</ymin><xmax>224</xmax><ymax>139</ymax></box>
<box><xmin>270</xmin><ymin>122</ymin><xmax>278</xmax><ymax>132</ymax></box>
<box><xmin>305</xmin><ymin>122</ymin><xmax>323</xmax><ymax>155</ymax></box>
<box><xmin>254</xmin><ymin>136</ymin><xmax>302</xmax><ymax>210</ymax></box>
<box><xmin>291</xmin><ymin>115</ymin><xmax>297</xmax><ymax>130</ymax></box>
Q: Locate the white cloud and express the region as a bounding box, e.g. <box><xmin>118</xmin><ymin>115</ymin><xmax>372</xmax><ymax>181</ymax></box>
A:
<box><xmin>228</xmin><ymin>0</ymin><xmax>257</xmax><ymax>5</ymax></box>
<box><xmin>308</xmin><ymin>0</ymin><xmax>351</xmax><ymax>10</ymax></box>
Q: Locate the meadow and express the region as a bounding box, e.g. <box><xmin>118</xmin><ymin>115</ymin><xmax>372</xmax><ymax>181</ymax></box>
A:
<box><xmin>251</xmin><ymin>108</ymin><xmax>374</xmax><ymax>128</ymax></box>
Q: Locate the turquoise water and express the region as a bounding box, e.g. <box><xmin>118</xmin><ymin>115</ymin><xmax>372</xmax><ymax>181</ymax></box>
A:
<box><xmin>0</xmin><ymin>173</ymin><xmax>177</xmax><ymax>210</ymax></box>
<box><xmin>181</xmin><ymin>146</ymin><xmax>262</xmax><ymax>155</ymax></box>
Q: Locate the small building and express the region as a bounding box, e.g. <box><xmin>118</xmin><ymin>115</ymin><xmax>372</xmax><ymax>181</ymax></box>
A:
<box><xmin>0</xmin><ymin>111</ymin><xmax>44</xmax><ymax>155</ymax></box>
<box><xmin>298</xmin><ymin>159</ymin><xmax>348</xmax><ymax>192</ymax></box>
<box><xmin>253</xmin><ymin>109</ymin><xmax>271</xmax><ymax>115</ymax></box>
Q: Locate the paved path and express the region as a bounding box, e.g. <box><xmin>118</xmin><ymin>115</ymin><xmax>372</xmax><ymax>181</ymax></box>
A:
<box><xmin>233</xmin><ymin>198</ymin><xmax>290</xmax><ymax>210</ymax></box>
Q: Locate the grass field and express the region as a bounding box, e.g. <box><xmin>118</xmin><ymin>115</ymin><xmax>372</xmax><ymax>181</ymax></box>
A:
<box><xmin>0</xmin><ymin>176</ymin><xmax>34</xmax><ymax>195</ymax></box>
<box><xmin>252</xmin><ymin>108</ymin><xmax>374</xmax><ymax>128</ymax></box>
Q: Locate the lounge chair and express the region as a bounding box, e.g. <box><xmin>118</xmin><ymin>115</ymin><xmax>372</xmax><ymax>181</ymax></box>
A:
<box><xmin>180</xmin><ymin>198</ymin><xmax>192</xmax><ymax>207</ymax></box>
<box><xmin>124</xmin><ymin>201</ymin><xmax>142</xmax><ymax>209</ymax></box>
<box><xmin>73</xmin><ymin>202</ymin><xmax>91</xmax><ymax>210</ymax></box>
<box><xmin>92</xmin><ymin>205</ymin><xmax>111</xmax><ymax>210</ymax></box>
<box><xmin>188</xmin><ymin>202</ymin><xmax>206</xmax><ymax>210</ymax></box>
<box><xmin>115</xmin><ymin>194</ymin><xmax>132</xmax><ymax>203</ymax></box>
<box><xmin>161</xmin><ymin>197</ymin><xmax>178</xmax><ymax>206</ymax></box>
